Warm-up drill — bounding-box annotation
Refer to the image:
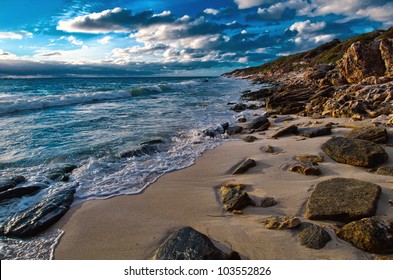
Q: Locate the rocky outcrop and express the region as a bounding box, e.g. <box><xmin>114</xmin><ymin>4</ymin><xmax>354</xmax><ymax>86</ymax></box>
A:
<box><xmin>155</xmin><ymin>226</ymin><xmax>241</xmax><ymax>260</ymax></box>
<box><xmin>344</xmin><ymin>126</ymin><xmax>388</xmax><ymax>144</ymax></box>
<box><xmin>337</xmin><ymin>41</ymin><xmax>386</xmax><ymax>84</ymax></box>
<box><xmin>321</xmin><ymin>137</ymin><xmax>388</xmax><ymax>167</ymax></box>
<box><xmin>260</xmin><ymin>216</ymin><xmax>301</xmax><ymax>229</ymax></box>
<box><xmin>305</xmin><ymin>178</ymin><xmax>381</xmax><ymax>223</ymax></box>
<box><xmin>219</xmin><ymin>184</ymin><xmax>255</xmax><ymax>211</ymax></box>
<box><xmin>336</xmin><ymin>217</ymin><xmax>393</xmax><ymax>254</ymax></box>
<box><xmin>232</xmin><ymin>159</ymin><xmax>257</xmax><ymax>175</ymax></box>
<box><xmin>0</xmin><ymin>184</ymin><xmax>77</xmax><ymax>237</ymax></box>
<box><xmin>0</xmin><ymin>176</ymin><xmax>26</xmax><ymax>192</ymax></box>
<box><xmin>0</xmin><ymin>185</ymin><xmax>41</xmax><ymax>201</ymax></box>
<box><xmin>297</xmin><ymin>222</ymin><xmax>332</xmax><ymax>249</ymax></box>
<box><xmin>48</xmin><ymin>165</ymin><xmax>78</xmax><ymax>181</ymax></box>
<box><xmin>380</xmin><ymin>39</ymin><xmax>393</xmax><ymax>77</ymax></box>
<box><xmin>288</xmin><ymin>161</ymin><xmax>321</xmax><ymax>176</ymax></box>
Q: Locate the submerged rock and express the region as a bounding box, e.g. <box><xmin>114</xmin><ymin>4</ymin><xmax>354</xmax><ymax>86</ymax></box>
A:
<box><xmin>219</xmin><ymin>184</ymin><xmax>255</xmax><ymax>211</ymax></box>
<box><xmin>0</xmin><ymin>186</ymin><xmax>41</xmax><ymax>201</ymax></box>
<box><xmin>48</xmin><ymin>165</ymin><xmax>78</xmax><ymax>181</ymax></box>
<box><xmin>297</xmin><ymin>222</ymin><xmax>331</xmax><ymax>249</ymax></box>
<box><xmin>321</xmin><ymin>137</ymin><xmax>388</xmax><ymax>167</ymax></box>
<box><xmin>336</xmin><ymin>217</ymin><xmax>393</xmax><ymax>254</ymax></box>
<box><xmin>305</xmin><ymin>178</ymin><xmax>381</xmax><ymax>223</ymax></box>
<box><xmin>344</xmin><ymin>126</ymin><xmax>388</xmax><ymax>144</ymax></box>
<box><xmin>0</xmin><ymin>184</ymin><xmax>77</xmax><ymax>237</ymax></box>
<box><xmin>297</xmin><ymin>126</ymin><xmax>332</xmax><ymax>138</ymax></box>
<box><xmin>260</xmin><ymin>216</ymin><xmax>301</xmax><ymax>229</ymax></box>
<box><xmin>0</xmin><ymin>176</ymin><xmax>26</xmax><ymax>192</ymax></box>
<box><xmin>288</xmin><ymin>161</ymin><xmax>321</xmax><ymax>176</ymax></box>
<box><xmin>155</xmin><ymin>226</ymin><xmax>241</xmax><ymax>260</ymax></box>
<box><xmin>232</xmin><ymin>159</ymin><xmax>257</xmax><ymax>175</ymax></box>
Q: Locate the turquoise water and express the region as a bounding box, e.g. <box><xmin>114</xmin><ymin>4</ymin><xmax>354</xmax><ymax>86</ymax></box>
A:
<box><xmin>0</xmin><ymin>76</ymin><xmax>258</xmax><ymax>259</ymax></box>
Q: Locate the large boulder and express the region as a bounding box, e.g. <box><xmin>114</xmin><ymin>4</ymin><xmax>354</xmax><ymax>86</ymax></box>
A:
<box><xmin>336</xmin><ymin>217</ymin><xmax>393</xmax><ymax>254</ymax></box>
<box><xmin>337</xmin><ymin>41</ymin><xmax>386</xmax><ymax>84</ymax></box>
<box><xmin>247</xmin><ymin>116</ymin><xmax>270</xmax><ymax>130</ymax></box>
<box><xmin>297</xmin><ymin>222</ymin><xmax>332</xmax><ymax>249</ymax></box>
<box><xmin>0</xmin><ymin>184</ymin><xmax>77</xmax><ymax>237</ymax></box>
<box><xmin>344</xmin><ymin>126</ymin><xmax>388</xmax><ymax>144</ymax></box>
<box><xmin>219</xmin><ymin>184</ymin><xmax>255</xmax><ymax>211</ymax></box>
<box><xmin>321</xmin><ymin>137</ymin><xmax>388</xmax><ymax>167</ymax></box>
<box><xmin>155</xmin><ymin>226</ymin><xmax>241</xmax><ymax>260</ymax></box>
<box><xmin>305</xmin><ymin>178</ymin><xmax>381</xmax><ymax>223</ymax></box>
<box><xmin>0</xmin><ymin>176</ymin><xmax>26</xmax><ymax>192</ymax></box>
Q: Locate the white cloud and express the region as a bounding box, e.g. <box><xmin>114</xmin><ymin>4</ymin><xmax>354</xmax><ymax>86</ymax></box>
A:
<box><xmin>234</xmin><ymin>0</ymin><xmax>264</xmax><ymax>9</ymax></box>
<box><xmin>153</xmin><ymin>11</ymin><xmax>171</xmax><ymax>17</ymax></box>
<box><xmin>0</xmin><ymin>31</ymin><xmax>33</xmax><ymax>40</ymax></box>
<box><xmin>238</xmin><ymin>57</ymin><xmax>248</xmax><ymax>63</ymax></box>
<box><xmin>0</xmin><ymin>49</ymin><xmax>17</xmax><ymax>59</ymax></box>
<box><xmin>289</xmin><ymin>20</ymin><xmax>326</xmax><ymax>34</ymax></box>
<box><xmin>60</xmin><ymin>35</ymin><xmax>84</xmax><ymax>46</ymax></box>
<box><xmin>97</xmin><ymin>36</ymin><xmax>113</xmax><ymax>45</ymax></box>
<box><xmin>204</xmin><ymin>8</ymin><xmax>219</xmax><ymax>15</ymax></box>
<box><xmin>356</xmin><ymin>2</ymin><xmax>393</xmax><ymax>23</ymax></box>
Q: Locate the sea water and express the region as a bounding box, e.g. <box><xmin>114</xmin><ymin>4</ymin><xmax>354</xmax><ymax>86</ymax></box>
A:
<box><xmin>0</xmin><ymin>76</ymin><xmax>260</xmax><ymax>259</ymax></box>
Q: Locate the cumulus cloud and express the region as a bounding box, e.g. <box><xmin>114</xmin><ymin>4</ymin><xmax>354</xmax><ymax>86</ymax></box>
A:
<box><xmin>57</xmin><ymin>7</ymin><xmax>175</xmax><ymax>33</ymax></box>
<box><xmin>234</xmin><ymin>0</ymin><xmax>264</xmax><ymax>9</ymax></box>
<box><xmin>97</xmin><ymin>36</ymin><xmax>113</xmax><ymax>45</ymax></box>
<box><xmin>0</xmin><ymin>31</ymin><xmax>33</xmax><ymax>40</ymax></box>
<box><xmin>203</xmin><ymin>8</ymin><xmax>219</xmax><ymax>15</ymax></box>
<box><xmin>60</xmin><ymin>35</ymin><xmax>84</xmax><ymax>46</ymax></box>
<box><xmin>289</xmin><ymin>20</ymin><xmax>335</xmax><ymax>46</ymax></box>
<box><xmin>289</xmin><ymin>20</ymin><xmax>326</xmax><ymax>34</ymax></box>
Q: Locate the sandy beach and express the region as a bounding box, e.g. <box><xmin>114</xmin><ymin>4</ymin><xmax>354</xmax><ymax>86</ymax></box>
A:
<box><xmin>53</xmin><ymin>116</ymin><xmax>393</xmax><ymax>260</ymax></box>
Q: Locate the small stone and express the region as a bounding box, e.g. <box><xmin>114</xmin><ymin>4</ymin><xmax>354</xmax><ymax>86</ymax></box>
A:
<box><xmin>219</xmin><ymin>184</ymin><xmax>255</xmax><ymax>211</ymax></box>
<box><xmin>232</xmin><ymin>210</ymin><xmax>243</xmax><ymax>215</ymax></box>
<box><xmin>260</xmin><ymin>216</ymin><xmax>301</xmax><ymax>229</ymax></box>
<box><xmin>288</xmin><ymin>161</ymin><xmax>321</xmax><ymax>176</ymax></box>
<box><xmin>260</xmin><ymin>197</ymin><xmax>277</xmax><ymax>208</ymax></box>
<box><xmin>237</xmin><ymin>117</ymin><xmax>247</xmax><ymax>123</ymax></box>
<box><xmin>294</xmin><ymin>154</ymin><xmax>324</xmax><ymax>162</ymax></box>
<box><xmin>232</xmin><ymin>159</ymin><xmax>257</xmax><ymax>175</ymax></box>
<box><xmin>297</xmin><ymin>222</ymin><xmax>332</xmax><ymax>249</ymax></box>
<box><xmin>374</xmin><ymin>166</ymin><xmax>393</xmax><ymax>176</ymax></box>
<box><xmin>243</xmin><ymin>136</ymin><xmax>257</xmax><ymax>143</ymax></box>
<box><xmin>261</xmin><ymin>145</ymin><xmax>275</xmax><ymax>153</ymax></box>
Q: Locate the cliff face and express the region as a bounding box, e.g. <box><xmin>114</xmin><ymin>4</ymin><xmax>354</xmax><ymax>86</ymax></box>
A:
<box><xmin>224</xmin><ymin>27</ymin><xmax>393</xmax><ymax>120</ymax></box>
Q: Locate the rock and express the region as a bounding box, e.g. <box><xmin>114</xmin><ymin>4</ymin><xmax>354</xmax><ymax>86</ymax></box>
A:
<box><xmin>226</xmin><ymin>126</ymin><xmax>243</xmax><ymax>135</ymax></box>
<box><xmin>297</xmin><ymin>126</ymin><xmax>332</xmax><ymax>138</ymax></box>
<box><xmin>247</xmin><ymin>116</ymin><xmax>270</xmax><ymax>130</ymax></box>
<box><xmin>338</xmin><ymin>41</ymin><xmax>386</xmax><ymax>84</ymax></box>
<box><xmin>297</xmin><ymin>222</ymin><xmax>331</xmax><ymax>249</ymax></box>
<box><xmin>261</xmin><ymin>145</ymin><xmax>275</xmax><ymax>153</ymax></box>
<box><xmin>237</xmin><ymin>117</ymin><xmax>247</xmax><ymax>123</ymax></box>
<box><xmin>294</xmin><ymin>154</ymin><xmax>324</xmax><ymax>162</ymax></box>
<box><xmin>374</xmin><ymin>166</ymin><xmax>393</xmax><ymax>176</ymax></box>
<box><xmin>155</xmin><ymin>226</ymin><xmax>241</xmax><ymax>260</ymax></box>
<box><xmin>221</xmin><ymin>122</ymin><xmax>229</xmax><ymax>132</ymax></box>
<box><xmin>260</xmin><ymin>216</ymin><xmax>301</xmax><ymax>229</ymax></box>
<box><xmin>380</xmin><ymin>38</ymin><xmax>393</xmax><ymax>77</ymax></box>
<box><xmin>230</xmin><ymin>103</ymin><xmax>247</xmax><ymax>112</ymax></box>
<box><xmin>0</xmin><ymin>186</ymin><xmax>41</xmax><ymax>201</ymax></box>
<box><xmin>321</xmin><ymin>137</ymin><xmax>388</xmax><ymax>167</ymax></box>
<box><xmin>273</xmin><ymin>115</ymin><xmax>294</xmax><ymax>123</ymax></box>
<box><xmin>219</xmin><ymin>184</ymin><xmax>255</xmax><ymax>211</ymax></box>
<box><xmin>120</xmin><ymin>144</ymin><xmax>161</xmax><ymax>158</ymax></box>
<box><xmin>336</xmin><ymin>217</ymin><xmax>393</xmax><ymax>254</ymax></box>
<box><xmin>260</xmin><ymin>197</ymin><xmax>277</xmax><ymax>208</ymax></box>
<box><xmin>232</xmin><ymin>159</ymin><xmax>257</xmax><ymax>175</ymax></box>
<box><xmin>344</xmin><ymin>126</ymin><xmax>388</xmax><ymax>144</ymax></box>
<box><xmin>0</xmin><ymin>176</ymin><xmax>26</xmax><ymax>192</ymax></box>
<box><xmin>269</xmin><ymin>124</ymin><xmax>298</xmax><ymax>138</ymax></box>
<box><xmin>0</xmin><ymin>184</ymin><xmax>77</xmax><ymax>237</ymax></box>
<box><xmin>288</xmin><ymin>162</ymin><xmax>321</xmax><ymax>176</ymax></box>
<box><xmin>48</xmin><ymin>165</ymin><xmax>78</xmax><ymax>181</ymax></box>
<box><xmin>243</xmin><ymin>136</ymin><xmax>257</xmax><ymax>143</ymax></box>
<box><xmin>305</xmin><ymin>178</ymin><xmax>381</xmax><ymax>223</ymax></box>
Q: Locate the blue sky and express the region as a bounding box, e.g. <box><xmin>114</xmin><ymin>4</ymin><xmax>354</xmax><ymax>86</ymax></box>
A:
<box><xmin>0</xmin><ymin>0</ymin><xmax>392</xmax><ymax>77</ymax></box>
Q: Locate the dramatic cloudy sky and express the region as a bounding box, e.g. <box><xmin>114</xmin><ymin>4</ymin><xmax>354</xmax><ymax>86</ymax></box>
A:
<box><xmin>0</xmin><ymin>0</ymin><xmax>392</xmax><ymax>77</ymax></box>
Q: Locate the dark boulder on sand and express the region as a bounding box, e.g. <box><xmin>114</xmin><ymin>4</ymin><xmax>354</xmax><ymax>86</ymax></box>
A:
<box><xmin>226</xmin><ymin>126</ymin><xmax>243</xmax><ymax>135</ymax></box>
<box><xmin>305</xmin><ymin>178</ymin><xmax>381</xmax><ymax>223</ymax></box>
<box><xmin>321</xmin><ymin>137</ymin><xmax>388</xmax><ymax>167</ymax></box>
<box><xmin>297</xmin><ymin>222</ymin><xmax>331</xmax><ymax>249</ymax></box>
<box><xmin>155</xmin><ymin>226</ymin><xmax>241</xmax><ymax>260</ymax></box>
<box><xmin>0</xmin><ymin>184</ymin><xmax>77</xmax><ymax>237</ymax></box>
<box><xmin>247</xmin><ymin>116</ymin><xmax>270</xmax><ymax>130</ymax></box>
<box><xmin>232</xmin><ymin>159</ymin><xmax>257</xmax><ymax>174</ymax></box>
<box><xmin>0</xmin><ymin>176</ymin><xmax>26</xmax><ymax>192</ymax></box>
<box><xmin>336</xmin><ymin>217</ymin><xmax>393</xmax><ymax>254</ymax></box>
<box><xmin>219</xmin><ymin>183</ymin><xmax>255</xmax><ymax>211</ymax></box>
<box><xmin>344</xmin><ymin>126</ymin><xmax>388</xmax><ymax>144</ymax></box>
<box><xmin>297</xmin><ymin>126</ymin><xmax>332</xmax><ymax>138</ymax></box>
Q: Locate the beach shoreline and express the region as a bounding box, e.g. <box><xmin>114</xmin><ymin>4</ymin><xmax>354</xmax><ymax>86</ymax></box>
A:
<box><xmin>53</xmin><ymin>115</ymin><xmax>393</xmax><ymax>260</ymax></box>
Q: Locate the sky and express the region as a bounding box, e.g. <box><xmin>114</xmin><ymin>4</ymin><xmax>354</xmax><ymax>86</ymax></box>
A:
<box><xmin>0</xmin><ymin>0</ymin><xmax>392</xmax><ymax>77</ymax></box>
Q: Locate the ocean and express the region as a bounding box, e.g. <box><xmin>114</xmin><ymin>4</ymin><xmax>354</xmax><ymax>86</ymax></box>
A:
<box><xmin>0</xmin><ymin>76</ymin><xmax>258</xmax><ymax>259</ymax></box>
